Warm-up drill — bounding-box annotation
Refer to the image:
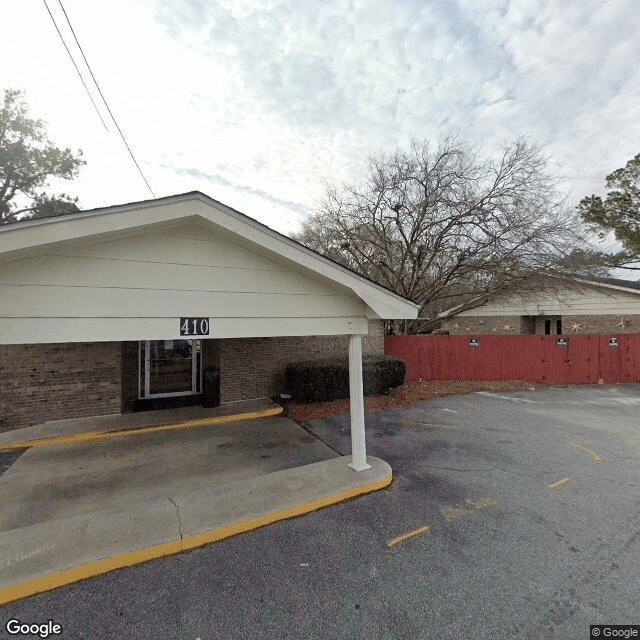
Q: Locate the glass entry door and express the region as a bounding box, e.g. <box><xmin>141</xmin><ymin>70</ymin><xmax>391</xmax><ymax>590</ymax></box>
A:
<box><xmin>139</xmin><ymin>340</ymin><xmax>202</xmax><ymax>399</ymax></box>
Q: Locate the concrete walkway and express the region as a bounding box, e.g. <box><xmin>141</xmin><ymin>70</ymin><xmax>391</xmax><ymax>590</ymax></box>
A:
<box><xmin>0</xmin><ymin>408</ymin><xmax>392</xmax><ymax>604</ymax></box>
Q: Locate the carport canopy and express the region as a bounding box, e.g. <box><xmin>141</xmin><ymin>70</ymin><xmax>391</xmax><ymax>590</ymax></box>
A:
<box><xmin>0</xmin><ymin>191</ymin><xmax>418</xmax><ymax>471</ymax></box>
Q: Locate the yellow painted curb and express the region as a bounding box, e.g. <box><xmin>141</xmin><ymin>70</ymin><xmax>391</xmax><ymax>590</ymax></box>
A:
<box><xmin>0</xmin><ymin>406</ymin><xmax>284</xmax><ymax>451</ymax></box>
<box><xmin>0</xmin><ymin>471</ymin><xmax>392</xmax><ymax>605</ymax></box>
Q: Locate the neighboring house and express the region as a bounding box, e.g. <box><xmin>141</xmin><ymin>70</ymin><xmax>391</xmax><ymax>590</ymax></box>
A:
<box><xmin>0</xmin><ymin>192</ymin><xmax>418</xmax><ymax>457</ymax></box>
<box><xmin>441</xmin><ymin>278</ymin><xmax>640</xmax><ymax>335</ymax></box>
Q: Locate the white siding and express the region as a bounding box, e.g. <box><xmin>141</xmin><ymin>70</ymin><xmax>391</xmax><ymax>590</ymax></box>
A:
<box><xmin>0</xmin><ymin>222</ymin><xmax>368</xmax><ymax>343</ymax></box>
<box><xmin>457</xmin><ymin>286</ymin><xmax>640</xmax><ymax>317</ymax></box>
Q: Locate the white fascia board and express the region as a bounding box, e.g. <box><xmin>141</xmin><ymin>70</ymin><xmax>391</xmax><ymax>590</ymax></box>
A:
<box><xmin>0</xmin><ymin>198</ymin><xmax>195</xmax><ymax>260</ymax></box>
<box><xmin>438</xmin><ymin>297</ymin><xmax>487</xmax><ymax>318</ymax></box>
<box><xmin>353</xmin><ymin>287</ymin><xmax>418</xmax><ymax>319</ymax></box>
<box><xmin>0</xmin><ymin>192</ymin><xmax>419</xmax><ymax>320</ymax></box>
<box><xmin>194</xmin><ymin>198</ymin><xmax>418</xmax><ymax>318</ymax></box>
<box><xmin>573</xmin><ymin>278</ymin><xmax>640</xmax><ymax>297</ymax></box>
<box><xmin>442</xmin><ymin>280</ymin><xmax>640</xmax><ymax>318</ymax></box>
<box><xmin>439</xmin><ymin>305</ymin><xmax>464</xmax><ymax>318</ymax></box>
<box><xmin>0</xmin><ymin>316</ymin><xmax>370</xmax><ymax>344</ymax></box>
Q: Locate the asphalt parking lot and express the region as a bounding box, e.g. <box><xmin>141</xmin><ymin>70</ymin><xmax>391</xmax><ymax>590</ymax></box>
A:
<box><xmin>1</xmin><ymin>383</ymin><xmax>639</xmax><ymax>640</ymax></box>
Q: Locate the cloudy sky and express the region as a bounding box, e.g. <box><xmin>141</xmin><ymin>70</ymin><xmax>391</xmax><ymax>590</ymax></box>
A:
<box><xmin>3</xmin><ymin>0</ymin><xmax>639</xmax><ymax>235</ymax></box>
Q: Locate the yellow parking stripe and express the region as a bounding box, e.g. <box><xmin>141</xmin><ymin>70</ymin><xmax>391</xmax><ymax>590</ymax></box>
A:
<box><xmin>548</xmin><ymin>477</ymin><xmax>571</xmax><ymax>490</ymax></box>
<box><xmin>0</xmin><ymin>406</ymin><xmax>283</xmax><ymax>451</ymax></box>
<box><xmin>386</xmin><ymin>525</ymin><xmax>431</xmax><ymax>548</ymax></box>
<box><xmin>569</xmin><ymin>442</ymin><xmax>601</xmax><ymax>462</ymax></box>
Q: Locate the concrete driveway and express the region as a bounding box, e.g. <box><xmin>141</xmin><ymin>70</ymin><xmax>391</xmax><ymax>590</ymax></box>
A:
<box><xmin>1</xmin><ymin>414</ymin><xmax>337</xmax><ymax>530</ymax></box>
<box><xmin>0</xmin><ymin>405</ymin><xmax>391</xmax><ymax>604</ymax></box>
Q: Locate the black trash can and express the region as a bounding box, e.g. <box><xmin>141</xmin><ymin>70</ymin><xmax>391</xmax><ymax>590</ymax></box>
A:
<box><xmin>278</xmin><ymin>393</ymin><xmax>292</xmax><ymax>417</ymax></box>
<box><xmin>202</xmin><ymin>367</ymin><xmax>220</xmax><ymax>408</ymax></box>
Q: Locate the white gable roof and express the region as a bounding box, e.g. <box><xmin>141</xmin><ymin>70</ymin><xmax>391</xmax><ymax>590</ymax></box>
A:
<box><xmin>0</xmin><ymin>192</ymin><xmax>417</xmax><ymax>343</ymax></box>
<box><xmin>447</xmin><ymin>278</ymin><xmax>640</xmax><ymax>318</ymax></box>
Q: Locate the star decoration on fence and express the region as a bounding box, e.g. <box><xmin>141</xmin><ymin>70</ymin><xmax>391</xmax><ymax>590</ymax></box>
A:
<box><xmin>453</xmin><ymin>323</ymin><xmax>460</xmax><ymax>329</ymax></box>
<box><xmin>616</xmin><ymin>317</ymin><xmax>628</xmax><ymax>328</ymax></box>
<box><xmin>570</xmin><ymin>322</ymin><xmax>582</xmax><ymax>332</ymax></box>
<box><xmin>504</xmin><ymin>324</ymin><xmax>512</xmax><ymax>332</ymax></box>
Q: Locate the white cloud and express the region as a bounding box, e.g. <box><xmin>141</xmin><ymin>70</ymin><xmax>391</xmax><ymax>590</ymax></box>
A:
<box><xmin>1</xmin><ymin>0</ymin><xmax>639</xmax><ymax>235</ymax></box>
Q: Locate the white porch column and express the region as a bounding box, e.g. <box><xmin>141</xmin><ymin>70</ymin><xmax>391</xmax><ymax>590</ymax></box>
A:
<box><xmin>348</xmin><ymin>334</ymin><xmax>372</xmax><ymax>472</ymax></box>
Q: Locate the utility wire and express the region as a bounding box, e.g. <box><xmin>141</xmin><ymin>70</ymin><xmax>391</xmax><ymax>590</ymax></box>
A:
<box><xmin>56</xmin><ymin>0</ymin><xmax>155</xmax><ymax>198</ymax></box>
<box><xmin>44</xmin><ymin>0</ymin><xmax>156</xmax><ymax>198</ymax></box>
<box><xmin>42</xmin><ymin>0</ymin><xmax>108</xmax><ymax>131</ymax></box>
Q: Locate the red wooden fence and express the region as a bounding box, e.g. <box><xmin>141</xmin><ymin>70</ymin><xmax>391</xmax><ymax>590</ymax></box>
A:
<box><xmin>385</xmin><ymin>334</ymin><xmax>640</xmax><ymax>384</ymax></box>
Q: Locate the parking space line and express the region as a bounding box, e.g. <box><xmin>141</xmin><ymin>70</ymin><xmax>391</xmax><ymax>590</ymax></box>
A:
<box><xmin>0</xmin><ymin>407</ymin><xmax>284</xmax><ymax>451</ymax></box>
<box><xmin>548</xmin><ymin>477</ymin><xmax>571</xmax><ymax>490</ymax></box>
<box><xmin>439</xmin><ymin>497</ymin><xmax>500</xmax><ymax>523</ymax></box>
<box><xmin>386</xmin><ymin>525</ymin><xmax>431</xmax><ymax>548</ymax></box>
<box><xmin>569</xmin><ymin>442</ymin><xmax>601</xmax><ymax>462</ymax></box>
<box><xmin>398</xmin><ymin>420</ymin><xmax>459</xmax><ymax>431</ymax></box>
<box><xmin>476</xmin><ymin>392</ymin><xmax>541</xmax><ymax>404</ymax></box>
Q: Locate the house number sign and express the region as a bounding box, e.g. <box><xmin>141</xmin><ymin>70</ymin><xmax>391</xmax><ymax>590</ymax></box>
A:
<box><xmin>180</xmin><ymin>317</ymin><xmax>210</xmax><ymax>336</ymax></box>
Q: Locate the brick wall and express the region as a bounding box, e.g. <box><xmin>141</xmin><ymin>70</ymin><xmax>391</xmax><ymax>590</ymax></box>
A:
<box><xmin>220</xmin><ymin>320</ymin><xmax>385</xmax><ymax>403</ymax></box>
<box><xmin>0</xmin><ymin>322</ymin><xmax>385</xmax><ymax>429</ymax></box>
<box><xmin>561</xmin><ymin>315</ymin><xmax>640</xmax><ymax>334</ymax></box>
<box><xmin>444</xmin><ymin>315</ymin><xmax>525</xmax><ymax>335</ymax></box>
<box><xmin>0</xmin><ymin>342</ymin><xmax>121</xmax><ymax>432</ymax></box>
<box><xmin>444</xmin><ymin>314</ymin><xmax>640</xmax><ymax>335</ymax></box>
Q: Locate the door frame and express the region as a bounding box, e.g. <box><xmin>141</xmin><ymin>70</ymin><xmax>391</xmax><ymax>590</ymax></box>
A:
<box><xmin>138</xmin><ymin>339</ymin><xmax>202</xmax><ymax>399</ymax></box>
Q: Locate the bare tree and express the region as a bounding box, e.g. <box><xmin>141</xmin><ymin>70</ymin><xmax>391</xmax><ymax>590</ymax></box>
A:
<box><xmin>293</xmin><ymin>133</ymin><xmax>603</xmax><ymax>333</ymax></box>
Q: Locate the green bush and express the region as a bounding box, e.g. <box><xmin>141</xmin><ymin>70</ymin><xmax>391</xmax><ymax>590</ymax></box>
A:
<box><xmin>286</xmin><ymin>355</ymin><xmax>406</xmax><ymax>403</ymax></box>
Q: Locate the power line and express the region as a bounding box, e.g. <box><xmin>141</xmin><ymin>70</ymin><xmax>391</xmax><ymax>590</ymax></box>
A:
<box><xmin>56</xmin><ymin>0</ymin><xmax>155</xmax><ymax>197</ymax></box>
<box><xmin>44</xmin><ymin>0</ymin><xmax>156</xmax><ymax>198</ymax></box>
<box><xmin>42</xmin><ymin>0</ymin><xmax>108</xmax><ymax>131</ymax></box>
